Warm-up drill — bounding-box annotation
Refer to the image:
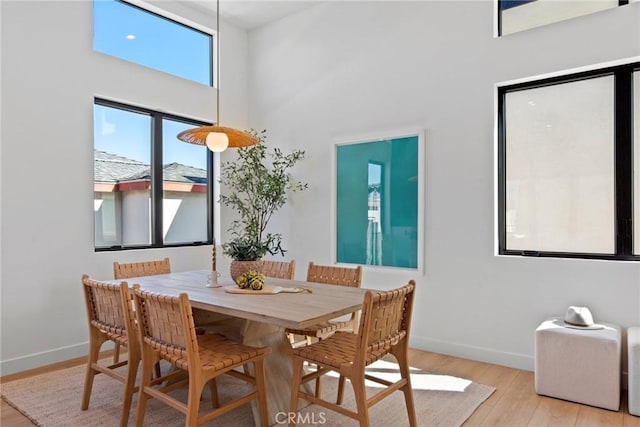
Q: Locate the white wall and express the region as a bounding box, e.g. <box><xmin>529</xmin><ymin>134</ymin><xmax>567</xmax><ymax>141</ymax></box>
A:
<box><xmin>247</xmin><ymin>1</ymin><xmax>640</xmax><ymax>370</ymax></box>
<box><xmin>122</xmin><ymin>190</ymin><xmax>151</xmax><ymax>245</ymax></box>
<box><xmin>164</xmin><ymin>191</ymin><xmax>208</xmax><ymax>243</ymax></box>
<box><xmin>0</xmin><ymin>0</ymin><xmax>249</xmax><ymax>374</ymax></box>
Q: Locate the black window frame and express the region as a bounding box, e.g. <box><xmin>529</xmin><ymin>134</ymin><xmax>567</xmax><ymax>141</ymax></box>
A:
<box><xmin>94</xmin><ymin>98</ymin><xmax>215</xmax><ymax>252</ymax></box>
<box><xmin>497</xmin><ymin>61</ymin><xmax>639</xmax><ymax>261</ymax></box>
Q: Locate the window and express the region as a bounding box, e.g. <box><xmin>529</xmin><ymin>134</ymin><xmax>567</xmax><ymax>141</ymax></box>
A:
<box><xmin>93</xmin><ymin>0</ymin><xmax>213</xmax><ymax>86</ymax></box>
<box><xmin>94</xmin><ymin>99</ymin><xmax>213</xmax><ymax>250</ymax></box>
<box><xmin>498</xmin><ymin>0</ymin><xmax>624</xmax><ymax>36</ymax></box>
<box><xmin>498</xmin><ymin>62</ymin><xmax>639</xmax><ymax>260</ymax></box>
<box><xmin>335</xmin><ymin>133</ymin><xmax>423</xmax><ymax>270</ymax></box>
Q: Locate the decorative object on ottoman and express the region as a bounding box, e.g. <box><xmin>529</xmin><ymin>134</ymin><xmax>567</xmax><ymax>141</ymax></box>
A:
<box><xmin>535</xmin><ymin>308</ymin><xmax>621</xmax><ymax>411</ymax></box>
<box><xmin>561</xmin><ymin>306</ymin><xmax>604</xmax><ymax>330</ymax></box>
<box><xmin>629</xmin><ymin>326</ymin><xmax>640</xmax><ymax>416</ymax></box>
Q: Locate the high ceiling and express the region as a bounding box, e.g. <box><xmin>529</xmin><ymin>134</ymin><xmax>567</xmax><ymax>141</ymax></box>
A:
<box><xmin>183</xmin><ymin>0</ymin><xmax>323</xmax><ymax>30</ymax></box>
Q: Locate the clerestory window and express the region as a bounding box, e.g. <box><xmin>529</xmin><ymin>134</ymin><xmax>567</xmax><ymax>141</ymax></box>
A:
<box><xmin>93</xmin><ymin>0</ymin><xmax>213</xmax><ymax>86</ymax></box>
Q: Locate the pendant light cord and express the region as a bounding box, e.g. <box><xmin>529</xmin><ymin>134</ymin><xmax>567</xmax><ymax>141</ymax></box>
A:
<box><xmin>216</xmin><ymin>0</ymin><xmax>221</xmax><ymax>127</ymax></box>
<box><xmin>175</xmin><ymin>0</ymin><xmax>256</xmax><ymax>148</ymax></box>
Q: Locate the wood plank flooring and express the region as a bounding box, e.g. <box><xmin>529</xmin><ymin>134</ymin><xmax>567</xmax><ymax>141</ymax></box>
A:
<box><xmin>2</xmin><ymin>349</ymin><xmax>638</xmax><ymax>426</ymax></box>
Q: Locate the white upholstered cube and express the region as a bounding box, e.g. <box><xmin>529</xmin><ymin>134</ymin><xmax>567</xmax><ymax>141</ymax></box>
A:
<box><xmin>629</xmin><ymin>326</ymin><xmax>640</xmax><ymax>416</ymax></box>
<box><xmin>535</xmin><ymin>318</ymin><xmax>621</xmax><ymax>411</ymax></box>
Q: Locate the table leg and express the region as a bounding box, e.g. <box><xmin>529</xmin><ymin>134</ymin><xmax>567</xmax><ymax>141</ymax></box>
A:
<box><xmin>240</xmin><ymin>320</ymin><xmax>311</xmax><ymax>427</ymax></box>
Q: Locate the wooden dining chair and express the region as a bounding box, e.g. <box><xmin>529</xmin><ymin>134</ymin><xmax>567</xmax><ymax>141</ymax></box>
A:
<box><xmin>285</xmin><ymin>262</ymin><xmax>362</xmax><ymax>345</ymax></box>
<box><xmin>288</xmin><ymin>281</ymin><xmax>417</xmax><ymax>427</ymax></box>
<box><xmin>285</xmin><ymin>262</ymin><xmax>362</xmax><ymax>396</ymax></box>
<box><xmin>81</xmin><ymin>275</ymin><xmax>140</xmax><ymax>427</ymax></box>
<box><xmin>262</xmin><ymin>259</ymin><xmax>296</xmax><ymax>279</ymax></box>
<box><xmin>132</xmin><ymin>285</ymin><xmax>272</xmax><ymax>427</ymax></box>
<box><xmin>113</xmin><ymin>257</ymin><xmax>171</xmax><ymax>280</ymax></box>
<box><xmin>111</xmin><ymin>257</ymin><xmax>171</xmax><ymax>365</ymax></box>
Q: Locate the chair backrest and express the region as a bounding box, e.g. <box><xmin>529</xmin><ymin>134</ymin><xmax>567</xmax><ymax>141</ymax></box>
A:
<box><xmin>306</xmin><ymin>262</ymin><xmax>362</xmax><ymax>288</ymax></box>
<box><xmin>262</xmin><ymin>259</ymin><xmax>296</xmax><ymax>280</ymax></box>
<box><xmin>82</xmin><ymin>274</ymin><xmax>136</xmax><ymax>343</ymax></box>
<box><xmin>355</xmin><ymin>280</ymin><xmax>416</xmax><ymax>365</ymax></box>
<box><xmin>113</xmin><ymin>257</ymin><xmax>171</xmax><ymax>280</ymax></box>
<box><xmin>133</xmin><ymin>285</ymin><xmax>198</xmax><ymax>367</ymax></box>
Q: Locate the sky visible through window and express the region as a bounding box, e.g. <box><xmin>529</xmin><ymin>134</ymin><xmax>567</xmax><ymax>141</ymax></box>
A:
<box><xmin>163</xmin><ymin>119</ymin><xmax>207</xmax><ymax>170</ymax></box>
<box><xmin>94</xmin><ymin>104</ymin><xmax>207</xmax><ymax>170</ymax></box>
<box><xmin>93</xmin><ymin>0</ymin><xmax>211</xmax><ymax>171</ymax></box>
<box><xmin>94</xmin><ymin>104</ymin><xmax>151</xmax><ymax>164</ymax></box>
<box><xmin>93</xmin><ymin>0</ymin><xmax>212</xmax><ymax>86</ymax></box>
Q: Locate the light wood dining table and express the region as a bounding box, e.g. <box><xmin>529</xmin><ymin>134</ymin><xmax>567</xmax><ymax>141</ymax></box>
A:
<box><xmin>115</xmin><ymin>269</ymin><xmax>367</xmax><ymax>426</ymax></box>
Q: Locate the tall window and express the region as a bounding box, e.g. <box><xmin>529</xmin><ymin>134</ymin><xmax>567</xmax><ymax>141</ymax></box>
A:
<box><xmin>94</xmin><ymin>99</ymin><xmax>213</xmax><ymax>250</ymax></box>
<box><xmin>498</xmin><ymin>62</ymin><xmax>639</xmax><ymax>260</ymax></box>
<box><xmin>93</xmin><ymin>0</ymin><xmax>213</xmax><ymax>86</ymax></box>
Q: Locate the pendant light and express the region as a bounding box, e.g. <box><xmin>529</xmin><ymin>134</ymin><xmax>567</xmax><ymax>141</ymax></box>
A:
<box><xmin>177</xmin><ymin>0</ymin><xmax>257</xmax><ymax>151</ymax></box>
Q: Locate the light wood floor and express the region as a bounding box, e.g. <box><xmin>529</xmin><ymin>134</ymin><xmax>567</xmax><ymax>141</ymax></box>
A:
<box><xmin>2</xmin><ymin>348</ymin><xmax>639</xmax><ymax>426</ymax></box>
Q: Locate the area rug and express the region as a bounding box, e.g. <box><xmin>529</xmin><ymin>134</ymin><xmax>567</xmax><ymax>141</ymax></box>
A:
<box><xmin>1</xmin><ymin>358</ymin><xmax>494</xmax><ymax>426</ymax></box>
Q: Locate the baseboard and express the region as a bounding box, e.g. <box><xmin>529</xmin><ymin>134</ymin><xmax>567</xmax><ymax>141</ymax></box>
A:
<box><xmin>409</xmin><ymin>336</ymin><xmax>535</xmax><ymax>371</ymax></box>
<box><xmin>409</xmin><ymin>336</ymin><xmax>631</xmax><ymax>390</ymax></box>
<box><xmin>0</xmin><ymin>341</ymin><xmax>102</xmax><ymax>376</ymax></box>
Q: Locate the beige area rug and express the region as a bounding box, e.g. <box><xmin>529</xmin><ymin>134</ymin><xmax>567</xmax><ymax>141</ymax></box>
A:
<box><xmin>2</xmin><ymin>358</ymin><xmax>494</xmax><ymax>426</ymax></box>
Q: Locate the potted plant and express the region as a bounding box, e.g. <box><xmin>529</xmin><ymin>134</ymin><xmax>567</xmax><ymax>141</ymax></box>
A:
<box><xmin>220</xmin><ymin>129</ymin><xmax>308</xmax><ymax>281</ymax></box>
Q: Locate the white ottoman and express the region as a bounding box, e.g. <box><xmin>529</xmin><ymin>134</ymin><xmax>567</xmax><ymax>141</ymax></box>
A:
<box><xmin>535</xmin><ymin>318</ymin><xmax>621</xmax><ymax>410</ymax></box>
<box><xmin>629</xmin><ymin>326</ymin><xmax>640</xmax><ymax>416</ymax></box>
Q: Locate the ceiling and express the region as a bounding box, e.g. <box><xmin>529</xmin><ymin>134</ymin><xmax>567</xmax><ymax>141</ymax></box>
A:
<box><xmin>183</xmin><ymin>0</ymin><xmax>323</xmax><ymax>30</ymax></box>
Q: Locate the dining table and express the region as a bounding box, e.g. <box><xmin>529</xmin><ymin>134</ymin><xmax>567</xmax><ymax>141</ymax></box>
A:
<box><xmin>115</xmin><ymin>269</ymin><xmax>368</xmax><ymax>426</ymax></box>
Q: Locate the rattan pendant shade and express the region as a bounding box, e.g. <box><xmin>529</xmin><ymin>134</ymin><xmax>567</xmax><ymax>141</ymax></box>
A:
<box><xmin>177</xmin><ymin>126</ymin><xmax>256</xmax><ymax>148</ymax></box>
<box><xmin>177</xmin><ymin>0</ymin><xmax>257</xmax><ymax>151</ymax></box>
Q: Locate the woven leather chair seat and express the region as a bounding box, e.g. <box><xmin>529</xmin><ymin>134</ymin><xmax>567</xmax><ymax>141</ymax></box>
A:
<box><xmin>148</xmin><ymin>333</ymin><xmax>269</xmax><ymax>372</ymax></box>
<box><xmin>285</xmin><ymin>319</ymin><xmax>353</xmax><ymax>339</ymax></box>
<box><xmin>292</xmin><ymin>331</ymin><xmax>396</xmax><ymax>369</ymax></box>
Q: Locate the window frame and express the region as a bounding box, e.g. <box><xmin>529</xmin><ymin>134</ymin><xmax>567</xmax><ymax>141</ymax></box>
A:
<box><xmin>94</xmin><ymin>98</ymin><xmax>215</xmax><ymax>252</ymax></box>
<box><xmin>497</xmin><ymin>61</ymin><xmax>639</xmax><ymax>261</ymax></box>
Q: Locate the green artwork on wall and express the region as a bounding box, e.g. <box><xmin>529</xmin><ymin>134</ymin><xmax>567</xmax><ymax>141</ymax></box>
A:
<box><xmin>336</xmin><ymin>135</ymin><xmax>419</xmax><ymax>269</ymax></box>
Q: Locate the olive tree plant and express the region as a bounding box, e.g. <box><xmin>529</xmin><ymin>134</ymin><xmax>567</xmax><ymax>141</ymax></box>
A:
<box><xmin>220</xmin><ymin>130</ymin><xmax>308</xmax><ymax>261</ymax></box>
